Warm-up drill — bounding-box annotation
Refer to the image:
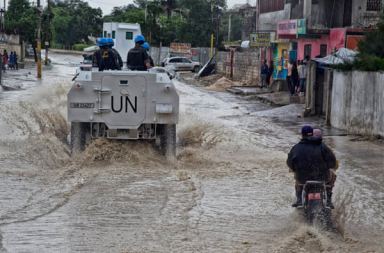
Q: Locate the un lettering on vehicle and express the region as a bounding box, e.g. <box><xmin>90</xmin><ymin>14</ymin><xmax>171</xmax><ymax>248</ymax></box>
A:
<box><xmin>111</xmin><ymin>96</ymin><xmax>138</xmax><ymax>113</ymax></box>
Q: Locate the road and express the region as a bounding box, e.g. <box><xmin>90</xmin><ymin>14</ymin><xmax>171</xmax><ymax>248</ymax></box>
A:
<box><xmin>0</xmin><ymin>54</ymin><xmax>383</xmax><ymax>252</ymax></box>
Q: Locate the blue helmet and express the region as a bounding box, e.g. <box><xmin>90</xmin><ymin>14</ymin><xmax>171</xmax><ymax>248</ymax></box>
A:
<box><xmin>96</xmin><ymin>37</ymin><xmax>110</xmax><ymax>47</ymax></box>
<box><xmin>142</xmin><ymin>42</ymin><xmax>150</xmax><ymax>50</ymax></box>
<box><xmin>134</xmin><ymin>34</ymin><xmax>145</xmax><ymax>44</ymax></box>
<box><xmin>106</xmin><ymin>38</ymin><xmax>114</xmax><ymax>47</ymax></box>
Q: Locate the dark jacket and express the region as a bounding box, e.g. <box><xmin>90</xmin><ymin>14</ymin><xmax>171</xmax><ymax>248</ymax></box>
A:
<box><xmin>287</xmin><ymin>137</ymin><xmax>336</xmax><ymax>183</ymax></box>
<box><xmin>261</xmin><ymin>63</ymin><xmax>269</xmax><ymax>75</ymax></box>
<box><xmin>127</xmin><ymin>46</ymin><xmax>149</xmax><ymax>71</ymax></box>
<box><xmin>111</xmin><ymin>48</ymin><xmax>123</xmax><ymax>69</ymax></box>
<box><xmin>93</xmin><ymin>48</ymin><xmax>120</xmax><ymax>71</ymax></box>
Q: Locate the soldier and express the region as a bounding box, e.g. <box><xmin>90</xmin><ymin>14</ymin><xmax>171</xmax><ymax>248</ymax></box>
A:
<box><xmin>93</xmin><ymin>38</ymin><xmax>120</xmax><ymax>71</ymax></box>
<box><xmin>126</xmin><ymin>34</ymin><xmax>150</xmax><ymax>71</ymax></box>
<box><xmin>142</xmin><ymin>42</ymin><xmax>154</xmax><ymax>67</ymax></box>
<box><xmin>106</xmin><ymin>38</ymin><xmax>123</xmax><ymax>69</ymax></box>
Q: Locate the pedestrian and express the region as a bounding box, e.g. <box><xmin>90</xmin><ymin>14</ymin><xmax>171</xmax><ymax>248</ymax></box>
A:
<box><xmin>260</xmin><ymin>60</ymin><xmax>268</xmax><ymax>88</ymax></box>
<box><xmin>13</xmin><ymin>51</ymin><xmax>18</xmax><ymax>70</ymax></box>
<box><xmin>291</xmin><ymin>61</ymin><xmax>299</xmax><ymax>95</ymax></box>
<box><xmin>8</xmin><ymin>52</ymin><xmax>13</xmax><ymax>70</ymax></box>
<box><xmin>3</xmin><ymin>49</ymin><xmax>8</xmax><ymax>70</ymax></box>
<box><xmin>126</xmin><ymin>34</ymin><xmax>150</xmax><ymax>71</ymax></box>
<box><xmin>286</xmin><ymin>61</ymin><xmax>294</xmax><ymax>95</ymax></box>
<box><xmin>267</xmin><ymin>60</ymin><xmax>274</xmax><ymax>86</ymax></box>
<box><xmin>298</xmin><ymin>60</ymin><xmax>307</xmax><ymax>96</ymax></box>
<box><xmin>287</xmin><ymin>126</ymin><xmax>338</xmax><ymax>208</ymax></box>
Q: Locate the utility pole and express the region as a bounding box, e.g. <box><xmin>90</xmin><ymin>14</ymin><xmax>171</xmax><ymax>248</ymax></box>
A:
<box><xmin>45</xmin><ymin>0</ymin><xmax>50</xmax><ymax>65</ymax></box>
<box><xmin>228</xmin><ymin>13</ymin><xmax>232</xmax><ymax>42</ymax></box>
<box><xmin>36</xmin><ymin>0</ymin><xmax>42</xmax><ymax>78</ymax></box>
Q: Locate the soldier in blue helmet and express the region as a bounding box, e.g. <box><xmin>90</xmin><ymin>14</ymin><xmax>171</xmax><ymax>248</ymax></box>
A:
<box><xmin>142</xmin><ymin>42</ymin><xmax>154</xmax><ymax>67</ymax></box>
<box><xmin>93</xmin><ymin>38</ymin><xmax>121</xmax><ymax>71</ymax></box>
<box><xmin>106</xmin><ymin>38</ymin><xmax>123</xmax><ymax>69</ymax></box>
<box><xmin>126</xmin><ymin>34</ymin><xmax>150</xmax><ymax>71</ymax></box>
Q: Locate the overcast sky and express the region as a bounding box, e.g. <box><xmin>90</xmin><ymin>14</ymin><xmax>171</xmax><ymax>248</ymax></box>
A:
<box><xmin>86</xmin><ymin>0</ymin><xmax>249</xmax><ymax>15</ymax></box>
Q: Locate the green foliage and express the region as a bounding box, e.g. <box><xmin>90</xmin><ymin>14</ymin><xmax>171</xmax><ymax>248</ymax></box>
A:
<box><xmin>105</xmin><ymin>0</ymin><xmax>227</xmax><ymax>47</ymax></box>
<box><xmin>358</xmin><ymin>14</ymin><xmax>384</xmax><ymax>58</ymax></box>
<box><xmin>353</xmin><ymin>13</ymin><xmax>384</xmax><ymax>71</ymax></box>
<box><xmin>51</xmin><ymin>0</ymin><xmax>102</xmax><ymax>48</ymax></box>
<box><xmin>220</xmin><ymin>12</ymin><xmax>244</xmax><ymax>42</ymax></box>
<box><xmin>72</xmin><ymin>43</ymin><xmax>91</xmax><ymax>51</ymax></box>
<box><xmin>5</xmin><ymin>0</ymin><xmax>38</xmax><ymax>43</ymax></box>
<box><xmin>354</xmin><ymin>55</ymin><xmax>384</xmax><ymax>71</ymax></box>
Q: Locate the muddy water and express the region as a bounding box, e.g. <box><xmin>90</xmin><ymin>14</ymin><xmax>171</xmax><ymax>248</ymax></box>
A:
<box><xmin>0</xmin><ymin>56</ymin><xmax>383</xmax><ymax>252</ymax></box>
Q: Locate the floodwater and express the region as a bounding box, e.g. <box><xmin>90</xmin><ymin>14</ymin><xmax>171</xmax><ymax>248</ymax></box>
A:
<box><xmin>0</xmin><ymin>54</ymin><xmax>383</xmax><ymax>252</ymax></box>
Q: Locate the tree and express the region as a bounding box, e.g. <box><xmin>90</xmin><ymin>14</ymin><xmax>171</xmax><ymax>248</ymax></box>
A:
<box><xmin>176</xmin><ymin>0</ymin><xmax>226</xmax><ymax>47</ymax></box>
<box><xmin>50</xmin><ymin>0</ymin><xmax>102</xmax><ymax>48</ymax></box>
<box><xmin>353</xmin><ymin>13</ymin><xmax>384</xmax><ymax>71</ymax></box>
<box><xmin>5</xmin><ymin>0</ymin><xmax>38</xmax><ymax>44</ymax></box>
<box><xmin>358</xmin><ymin>14</ymin><xmax>384</xmax><ymax>58</ymax></box>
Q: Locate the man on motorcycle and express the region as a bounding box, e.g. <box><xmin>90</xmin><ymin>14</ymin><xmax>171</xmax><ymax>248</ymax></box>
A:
<box><xmin>287</xmin><ymin>126</ymin><xmax>337</xmax><ymax>208</ymax></box>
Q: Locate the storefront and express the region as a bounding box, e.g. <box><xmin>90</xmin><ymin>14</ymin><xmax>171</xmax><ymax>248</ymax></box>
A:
<box><xmin>249</xmin><ymin>31</ymin><xmax>275</xmax><ymax>70</ymax></box>
<box><xmin>272</xmin><ymin>19</ymin><xmax>306</xmax><ymax>79</ymax></box>
<box><xmin>271</xmin><ymin>40</ymin><xmax>290</xmax><ymax>79</ymax></box>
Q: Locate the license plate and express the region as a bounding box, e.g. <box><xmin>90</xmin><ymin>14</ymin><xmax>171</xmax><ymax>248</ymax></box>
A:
<box><xmin>308</xmin><ymin>193</ymin><xmax>322</xmax><ymax>200</ymax></box>
<box><xmin>70</xmin><ymin>103</ymin><xmax>95</xmax><ymax>109</ymax></box>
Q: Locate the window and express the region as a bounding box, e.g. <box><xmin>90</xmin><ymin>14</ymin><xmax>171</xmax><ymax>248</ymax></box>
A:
<box><xmin>304</xmin><ymin>44</ymin><xmax>312</xmax><ymax>59</ymax></box>
<box><xmin>259</xmin><ymin>0</ymin><xmax>284</xmax><ymax>14</ymax></box>
<box><xmin>103</xmin><ymin>31</ymin><xmax>107</xmax><ymax>37</ymax></box>
<box><xmin>320</xmin><ymin>44</ymin><xmax>327</xmax><ymax>57</ymax></box>
<box><xmin>126</xmin><ymin>32</ymin><xmax>133</xmax><ymax>40</ymax></box>
<box><xmin>169</xmin><ymin>58</ymin><xmax>182</xmax><ymax>63</ymax></box>
<box><xmin>366</xmin><ymin>0</ymin><xmax>382</xmax><ymax>11</ymax></box>
<box><xmin>181</xmin><ymin>58</ymin><xmax>192</xmax><ymax>63</ymax></box>
<box><xmin>112</xmin><ymin>31</ymin><xmax>116</xmax><ymax>39</ymax></box>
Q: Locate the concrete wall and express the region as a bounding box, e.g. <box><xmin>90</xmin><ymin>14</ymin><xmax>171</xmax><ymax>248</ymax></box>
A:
<box><xmin>258</xmin><ymin>4</ymin><xmax>291</xmax><ymax>31</ymax></box>
<box><xmin>351</xmin><ymin>0</ymin><xmax>382</xmax><ymax>27</ymax></box>
<box><xmin>331</xmin><ymin>71</ymin><xmax>384</xmax><ymax>137</ymax></box>
<box><xmin>216</xmin><ymin>49</ymin><xmax>261</xmax><ymax>84</ymax></box>
<box><xmin>0</xmin><ymin>33</ymin><xmax>22</xmax><ymax>58</ymax></box>
<box><xmin>309</xmin><ymin>0</ymin><xmax>345</xmax><ymax>28</ymax></box>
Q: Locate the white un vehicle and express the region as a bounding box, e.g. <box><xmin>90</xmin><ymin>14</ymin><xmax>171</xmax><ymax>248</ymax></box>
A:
<box><xmin>68</xmin><ymin>67</ymin><xmax>179</xmax><ymax>159</ymax></box>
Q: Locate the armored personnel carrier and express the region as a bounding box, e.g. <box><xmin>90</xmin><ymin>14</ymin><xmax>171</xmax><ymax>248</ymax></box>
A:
<box><xmin>68</xmin><ymin>68</ymin><xmax>179</xmax><ymax>159</ymax></box>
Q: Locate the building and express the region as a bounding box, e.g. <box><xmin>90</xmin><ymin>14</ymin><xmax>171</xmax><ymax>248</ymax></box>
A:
<box><xmin>255</xmin><ymin>0</ymin><xmax>383</xmax><ymax>80</ymax></box>
<box><xmin>102</xmin><ymin>23</ymin><xmax>142</xmax><ymax>61</ymax></box>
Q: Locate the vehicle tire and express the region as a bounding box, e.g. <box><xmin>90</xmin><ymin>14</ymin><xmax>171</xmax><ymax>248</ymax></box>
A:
<box><xmin>306</xmin><ymin>201</ymin><xmax>324</xmax><ymax>225</ymax></box>
<box><xmin>159</xmin><ymin>124</ymin><xmax>176</xmax><ymax>161</ymax></box>
<box><xmin>70</xmin><ymin>122</ymin><xmax>91</xmax><ymax>155</ymax></box>
<box><xmin>193</xmin><ymin>66</ymin><xmax>200</xmax><ymax>73</ymax></box>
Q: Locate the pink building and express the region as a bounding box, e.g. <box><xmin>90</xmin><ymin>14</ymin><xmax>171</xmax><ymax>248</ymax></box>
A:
<box><xmin>297</xmin><ymin>34</ymin><xmax>330</xmax><ymax>60</ymax></box>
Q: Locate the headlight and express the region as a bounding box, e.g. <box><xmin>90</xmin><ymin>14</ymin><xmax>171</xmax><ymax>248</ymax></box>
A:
<box><xmin>156</xmin><ymin>104</ymin><xmax>173</xmax><ymax>114</ymax></box>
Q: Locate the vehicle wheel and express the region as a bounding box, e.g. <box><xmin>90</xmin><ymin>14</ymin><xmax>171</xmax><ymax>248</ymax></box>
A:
<box><xmin>159</xmin><ymin>124</ymin><xmax>176</xmax><ymax>161</ymax></box>
<box><xmin>193</xmin><ymin>66</ymin><xmax>200</xmax><ymax>73</ymax></box>
<box><xmin>70</xmin><ymin>122</ymin><xmax>91</xmax><ymax>154</ymax></box>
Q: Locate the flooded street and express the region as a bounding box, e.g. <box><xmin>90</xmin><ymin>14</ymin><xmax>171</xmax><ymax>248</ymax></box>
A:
<box><xmin>0</xmin><ymin>54</ymin><xmax>383</xmax><ymax>252</ymax></box>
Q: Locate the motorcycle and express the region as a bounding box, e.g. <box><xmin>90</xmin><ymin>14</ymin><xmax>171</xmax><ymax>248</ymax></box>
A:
<box><xmin>301</xmin><ymin>181</ymin><xmax>332</xmax><ymax>226</ymax></box>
